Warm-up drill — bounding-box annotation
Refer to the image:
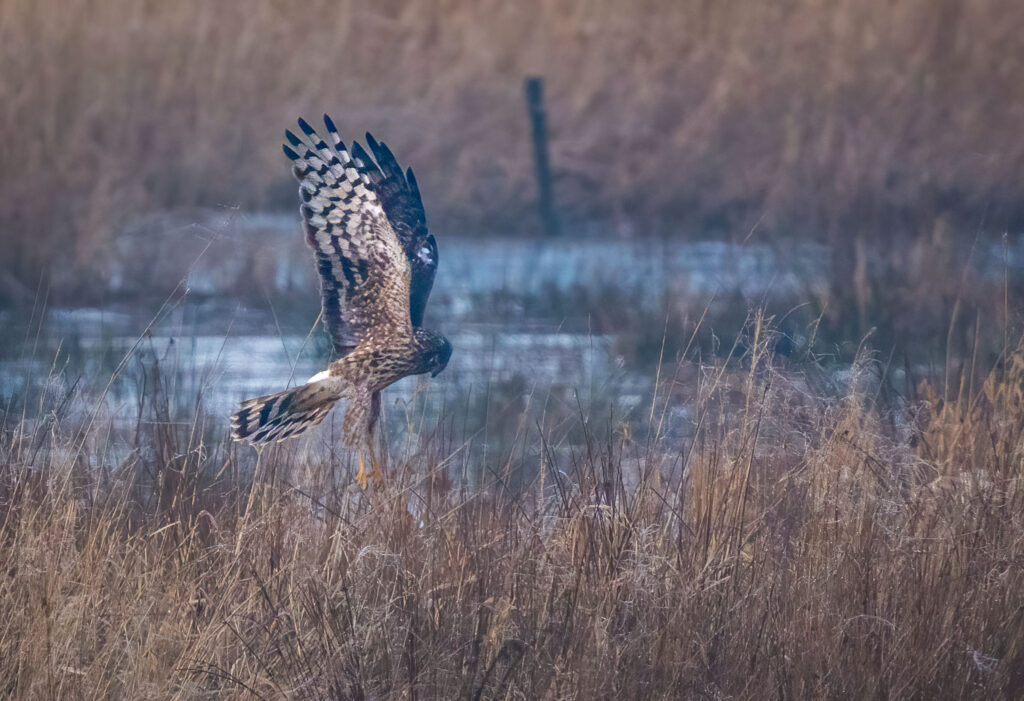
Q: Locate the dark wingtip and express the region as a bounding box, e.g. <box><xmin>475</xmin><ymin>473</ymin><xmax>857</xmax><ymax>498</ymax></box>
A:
<box><xmin>297</xmin><ymin>117</ymin><xmax>315</xmax><ymax>135</ymax></box>
<box><xmin>284</xmin><ymin>129</ymin><xmax>303</xmax><ymax>147</ymax></box>
<box><xmin>365</xmin><ymin>132</ymin><xmax>379</xmax><ymax>150</ymax></box>
<box><xmin>282</xmin><ymin>144</ymin><xmax>300</xmax><ymax>160</ymax></box>
<box><xmin>350</xmin><ymin>141</ymin><xmax>372</xmax><ymax>168</ymax></box>
<box><xmin>323</xmin><ymin>114</ymin><xmax>338</xmax><ymax>133</ymax></box>
<box><xmin>367</xmin><ymin>136</ymin><xmax>402</xmax><ymax>178</ymax></box>
<box><xmin>406</xmin><ymin>167</ymin><xmax>419</xmax><ymax>191</ymax></box>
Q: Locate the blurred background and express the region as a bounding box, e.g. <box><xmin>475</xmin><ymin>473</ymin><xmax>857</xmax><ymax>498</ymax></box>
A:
<box><xmin>1</xmin><ymin>0</ymin><xmax>1023</xmax><ymax>457</ymax></box>
<box><xmin>7</xmin><ymin>4</ymin><xmax>1024</xmax><ymax>694</ymax></box>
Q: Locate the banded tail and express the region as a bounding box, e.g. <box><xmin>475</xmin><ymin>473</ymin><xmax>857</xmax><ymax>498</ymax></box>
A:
<box><xmin>231</xmin><ymin>378</ymin><xmax>342</xmax><ymax>445</ymax></box>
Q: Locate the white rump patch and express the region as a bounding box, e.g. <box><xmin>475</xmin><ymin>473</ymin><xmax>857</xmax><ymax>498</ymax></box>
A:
<box><xmin>307</xmin><ymin>370</ymin><xmax>331</xmax><ymax>383</ymax></box>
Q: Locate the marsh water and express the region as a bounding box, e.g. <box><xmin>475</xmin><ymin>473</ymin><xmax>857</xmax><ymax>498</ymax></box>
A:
<box><xmin>2</xmin><ymin>212</ymin><xmax>1021</xmax><ymax>470</ymax></box>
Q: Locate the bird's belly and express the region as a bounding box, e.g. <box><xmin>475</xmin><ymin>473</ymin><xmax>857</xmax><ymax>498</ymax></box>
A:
<box><xmin>332</xmin><ymin>345</ymin><xmax>420</xmax><ymax>392</ymax></box>
<box><xmin>367</xmin><ymin>365</ymin><xmax>418</xmax><ymax>392</ymax></box>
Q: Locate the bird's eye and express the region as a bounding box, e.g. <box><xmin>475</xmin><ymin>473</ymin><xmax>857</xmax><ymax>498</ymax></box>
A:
<box><xmin>417</xmin><ymin>245</ymin><xmax>434</xmax><ymax>264</ymax></box>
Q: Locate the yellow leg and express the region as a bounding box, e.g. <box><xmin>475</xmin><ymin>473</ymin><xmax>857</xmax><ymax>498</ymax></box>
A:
<box><xmin>355</xmin><ymin>448</ymin><xmax>369</xmax><ymax>490</ymax></box>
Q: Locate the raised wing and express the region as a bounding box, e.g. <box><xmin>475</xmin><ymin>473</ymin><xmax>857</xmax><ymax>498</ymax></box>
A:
<box><xmin>284</xmin><ymin>118</ymin><xmax>412</xmax><ymax>354</ymax></box>
<box><xmin>349</xmin><ymin>129</ymin><xmax>438</xmax><ymax>327</ymax></box>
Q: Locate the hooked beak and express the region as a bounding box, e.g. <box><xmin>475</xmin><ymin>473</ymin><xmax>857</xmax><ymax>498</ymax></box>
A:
<box><xmin>431</xmin><ymin>365</ymin><xmax>446</xmax><ymax>378</ymax></box>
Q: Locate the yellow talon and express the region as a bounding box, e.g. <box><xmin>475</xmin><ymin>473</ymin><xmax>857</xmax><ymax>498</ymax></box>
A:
<box><xmin>355</xmin><ymin>449</ymin><xmax>369</xmax><ymax>490</ymax></box>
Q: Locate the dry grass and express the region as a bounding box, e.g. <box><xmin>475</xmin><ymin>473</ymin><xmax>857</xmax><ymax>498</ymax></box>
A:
<box><xmin>4</xmin><ymin>4</ymin><xmax>1023</xmax><ymax>694</ymax></box>
<box><xmin>2</xmin><ymin>319</ymin><xmax>1023</xmax><ymax>699</ymax></box>
<box><xmin>2</xmin><ymin>0</ymin><xmax>1023</xmax><ymax>297</ymax></box>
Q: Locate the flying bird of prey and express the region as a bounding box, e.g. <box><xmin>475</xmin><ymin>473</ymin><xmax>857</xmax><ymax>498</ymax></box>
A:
<box><xmin>231</xmin><ymin>115</ymin><xmax>451</xmax><ymax>487</ymax></box>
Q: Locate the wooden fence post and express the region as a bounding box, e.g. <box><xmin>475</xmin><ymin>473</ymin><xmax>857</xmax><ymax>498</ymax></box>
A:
<box><xmin>524</xmin><ymin>76</ymin><xmax>559</xmax><ymax>236</ymax></box>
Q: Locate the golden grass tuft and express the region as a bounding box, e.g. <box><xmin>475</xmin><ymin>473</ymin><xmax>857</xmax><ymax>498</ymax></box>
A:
<box><xmin>2</xmin><ymin>327</ymin><xmax>1023</xmax><ymax>698</ymax></box>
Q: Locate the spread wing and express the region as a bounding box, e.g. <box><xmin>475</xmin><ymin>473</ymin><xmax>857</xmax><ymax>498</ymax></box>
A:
<box><xmin>284</xmin><ymin>118</ymin><xmax>412</xmax><ymax>353</ymax></box>
<box><xmin>350</xmin><ymin>131</ymin><xmax>438</xmax><ymax>327</ymax></box>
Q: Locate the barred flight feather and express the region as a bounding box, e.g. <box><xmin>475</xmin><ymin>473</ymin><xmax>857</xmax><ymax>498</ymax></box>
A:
<box><xmin>231</xmin><ymin>379</ymin><xmax>341</xmax><ymax>445</ymax></box>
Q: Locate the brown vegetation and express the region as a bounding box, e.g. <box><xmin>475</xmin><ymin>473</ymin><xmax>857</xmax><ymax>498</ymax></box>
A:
<box><xmin>2</xmin><ymin>2</ymin><xmax>1023</xmax><ymax>695</ymax></box>
<box><xmin>1</xmin><ymin>324</ymin><xmax>1023</xmax><ymax>698</ymax></box>
<box><xmin>2</xmin><ymin>0</ymin><xmax>1023</xmax><ymax>295</ymax></box>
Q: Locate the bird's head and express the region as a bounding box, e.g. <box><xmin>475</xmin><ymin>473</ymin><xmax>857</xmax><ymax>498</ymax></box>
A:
<box><xmin>414</xmin><ymin>328</ymin><xmax>452</xmax><ymax>378</ymax></box>
<box><xmin>431</xmin><ymin>336</ymin><xmax>453</xmax><ymax>377</ymax></box>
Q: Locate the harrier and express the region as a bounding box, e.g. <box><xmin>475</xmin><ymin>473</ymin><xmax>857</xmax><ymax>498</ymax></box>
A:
<box><xmin>231</xmin><ymin>115</ymin><xmax>451</xmax><ymax>487</ymax></box>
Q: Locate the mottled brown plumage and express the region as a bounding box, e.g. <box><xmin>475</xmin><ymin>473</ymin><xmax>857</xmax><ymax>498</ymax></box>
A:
<box><xmin>231</xmin><ymin>116</ymin><xmax>451</xmax><ymax>483</ymax></box>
